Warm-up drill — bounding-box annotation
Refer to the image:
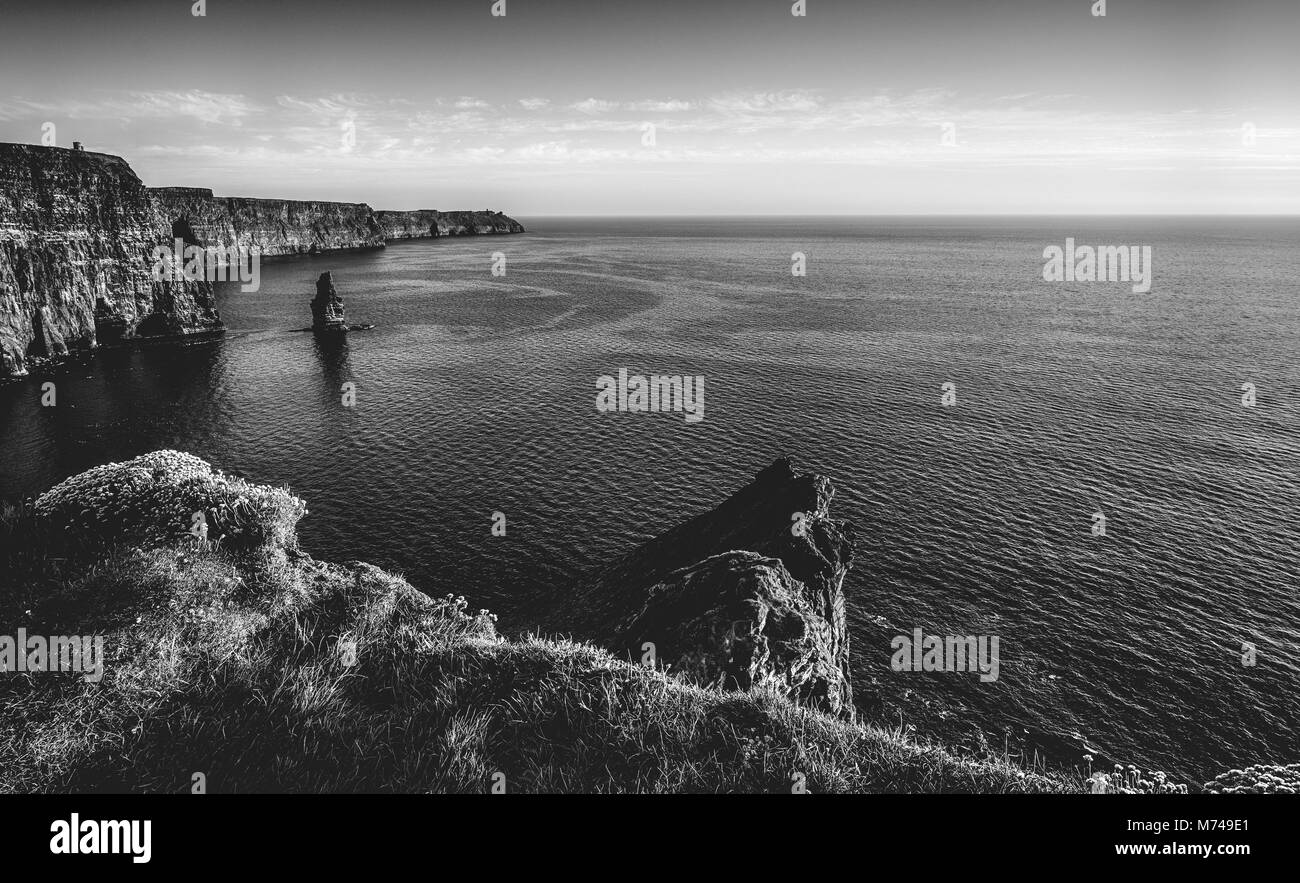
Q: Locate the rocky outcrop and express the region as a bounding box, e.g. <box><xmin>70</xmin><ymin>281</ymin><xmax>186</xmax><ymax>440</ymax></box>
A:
<box><xmin>618</xmin><ymin>550</ymin><xmax>855</xmax><ymax>718</ymax></box>
<box><xmin>151</xmin><ymin>188</ymin><xmax>386</xmax><ymax>256</ymax></box>
<box><xmin>547</xmin><ymin>457</ymin><xmax>856</xmax><ymax>718</ymax></box>
<box><xmin>0</xmin><ymin>144</ymin><xmax>222</xmax><ymax>377</ymax></box>
<box><xmin>375</xmin><ymin>209</ymin><xmax>525</xmax><ymax>239</ymax></box>
<box><xmin>311</xmin><ymin>271</ymin><xmax>346</xmax><ymax>331</ymax></box>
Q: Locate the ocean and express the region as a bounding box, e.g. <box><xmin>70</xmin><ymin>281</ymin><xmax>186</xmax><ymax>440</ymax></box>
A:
<box><xmin>2</xmin><ymin>216</ymin><xmax>1297</xmax><ymax>785</ymax></box>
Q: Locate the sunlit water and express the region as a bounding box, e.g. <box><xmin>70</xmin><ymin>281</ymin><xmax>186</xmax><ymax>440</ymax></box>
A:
<box><xmin>3</xmin><ymin>216</ymin><xmax>1298</xmax><ymax>785</ymax></box>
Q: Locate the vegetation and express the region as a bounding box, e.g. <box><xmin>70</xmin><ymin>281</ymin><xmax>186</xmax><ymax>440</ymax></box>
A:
<box><xmin>0</xmin><ymin>451</ymin><xmax>1076</xmax><ymax>793</ymax></box>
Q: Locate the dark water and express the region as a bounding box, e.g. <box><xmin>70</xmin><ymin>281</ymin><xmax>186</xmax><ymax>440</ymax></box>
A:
<box><xmin>2</xmin><ymin>216</ymin><xmax>1298</xmax><ymax>785</ymax></box>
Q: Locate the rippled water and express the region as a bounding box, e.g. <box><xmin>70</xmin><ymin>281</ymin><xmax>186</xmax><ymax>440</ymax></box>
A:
<box><xmin>2</xmin><ymin>216</ymin><xmax>1298</xmax><ymax>784</ymax></box>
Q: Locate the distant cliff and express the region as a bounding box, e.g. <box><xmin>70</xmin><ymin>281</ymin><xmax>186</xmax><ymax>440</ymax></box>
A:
<box><xmin>0</xmin><ymin>142</ymin><xmax>526</xmax><ymax>377</ymax></box>
<box><xmin>0</xmin><ymin>144</ymin><xmax>221</xmax><ymax>377</ymax></box>
<box><xmin>375</xmin><ymin>209</ymin><xmax>525</xmax><ymax>239</ymax></box>
<box><xmin>150</xmin><ymin>187</ymin><xmax>386</xmax><ymax>256</ymax></box>
<box><xmin>150</xmin><ymin>192</ymin><xmax>526</xmax><ymax>257</ymax></box>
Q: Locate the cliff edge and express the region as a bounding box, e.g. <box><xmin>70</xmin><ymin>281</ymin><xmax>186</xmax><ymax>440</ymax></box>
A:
<box><xmin>0</xmin><ymin>144</ymin><xmax>222</xmax><ymax>377</ymax></box>
<box><xmin>0</xmin><ymin>451</ymin><xmax>1067</xmax><ymax>793</ymax></box>
<box><xmin>545</xmin><ymin>457</ymin><xmax>855</xmax><ymax>718</ymax></box>
<box><xmin>0</xmin><ymin>142</ymin><xmax>526</xmax><ymax>378</ymax></box>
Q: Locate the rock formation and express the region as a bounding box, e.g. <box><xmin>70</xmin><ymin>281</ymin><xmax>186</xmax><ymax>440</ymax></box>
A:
<box><xmin>0</xmin><ymin>144</ymin><xmax>222</xmax><ymax>377</ymax></box>
<box><xmin>151</xmin><ymin>188</ymin><xmax>386</xmax><ymax>256</ymax></box>
<box><xmin>311</xmin><ymin>272</ymin><xmax>347</xmax><ymax>331</ymax></box>
<box><xmin>548</xmin><ymin>457</ymin><xmax>856</xmax><ymax>719</ymax></box>
<box><xmin>149</xmin><ymin>193</ymin><xmax>526</xmax><ymax>258</ymax></box>
<box><xmin>0</xmin><ymin>142</ymin><xmax>526</xmax><ymax>377</ymax></box>
<box><xmin>375</xmin><ymin>209</ymin><xmax>526</xmax><ymax>239</ymax></box>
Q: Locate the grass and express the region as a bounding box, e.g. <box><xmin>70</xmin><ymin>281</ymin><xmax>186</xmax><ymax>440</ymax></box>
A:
<box><xmin>0</xmin><ymin>452</ymin><xmax>1080</xmax><ymax>794</ymax></box>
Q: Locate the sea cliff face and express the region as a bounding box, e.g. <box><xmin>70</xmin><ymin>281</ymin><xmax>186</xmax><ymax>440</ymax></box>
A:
<box><xmin>375</xmin><ymin>209</ymin><xmax>526</xmax><ymax>239</ymax></box>
<box><xmin>0</xmin><ymin>144</ymin><xmax>221</xmax><ymax>377</ymax></box>
<box><xmin>149</xmin><ymin>194</ymin><xmax>527</xmax><ymax>255</ymax></box>
<box><xmin>0</xmin><ymin>142</ymin><xmax>526</xmax><ymax>378</ymax></box>
<box><xmin>151</xmin><ymin>187</ymin><xmax>386</xmax><ymax>256</ymax></box>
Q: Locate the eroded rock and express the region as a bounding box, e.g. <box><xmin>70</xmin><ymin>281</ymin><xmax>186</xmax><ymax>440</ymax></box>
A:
<box><xmin>311</xmin><ymin>271</ymin><xmax>347</xmax><ymax>331</ymax></box>
<box><xmin>550</xmin><ymin>457</ymin><xmax>856</xmax><ymax>718</ymax></box>
<box><xmin>0</xmin><ymin>144</ymin><xmax>223</xmax><ymax>377</ymax></box>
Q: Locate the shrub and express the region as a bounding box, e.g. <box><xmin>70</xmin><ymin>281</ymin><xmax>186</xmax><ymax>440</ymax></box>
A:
<box><xmin>1204</xmin><ymin>763</ymin><xmax>1300</xmax><ymax>794</ymax></box>
<box><xmin>32</xmin><ymin>450</ymin><xmax>307</xmax><ymax>554</ymax></box>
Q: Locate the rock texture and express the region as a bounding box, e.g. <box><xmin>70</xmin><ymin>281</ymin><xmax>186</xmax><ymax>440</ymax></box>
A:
<box><xmin>0</xmin><ymin>144</ymin><xmax>222</xmax><ymax>377</ymax></box>
<box><xmin>149</xmin><ymin>193</ymin><xmax>527</xmax><ymax>258</ymax></box>
<box><xmin>375</xmin><ymin>209</ymin><xmax>525</xmax><ymax>239</ymax></box>
<box><xmin>0</xmin><ymin>142</ymin><xmax>526</xmax><ymax>377</ymax></box>
<box><xmin>549</xmin><ymin>457</ymin><xmax>856</xmax><ymax>718</ymax></box>
<box><xmin>311</xmin><ymin>271</ymin><xmax>346</xmax><ymax>331</ymax></box>
<box><xmin>151</xmin><ymin>188</ymin><xmax>386</xmax><ymax>256</ymax></box>
<box><xmin>619</xmin><ymin>550</ymin><xmax>855</xmax><ymax>718</ymax></box>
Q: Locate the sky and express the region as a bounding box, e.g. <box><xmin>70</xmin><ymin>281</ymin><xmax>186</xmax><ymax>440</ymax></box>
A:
<box><xmin>1</xmin><ymin>0</ymin><xmax>1297</xmax><ymax>214</ymax></box>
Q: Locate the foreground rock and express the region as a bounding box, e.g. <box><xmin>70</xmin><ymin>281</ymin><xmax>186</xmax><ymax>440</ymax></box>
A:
<box><xmin>0</xmin><ymin>144</ymin><xmax>222</xmax><ymax>377</ymax></box>
<box><xmin>617</xmin><ymin>550</ymin><xmax>854</xmax><ymax>718</ymax></box>
<box><xmin>548</xmin><ymin>458</ymin><xmax>856</xmax><ymax>719</ymax></box>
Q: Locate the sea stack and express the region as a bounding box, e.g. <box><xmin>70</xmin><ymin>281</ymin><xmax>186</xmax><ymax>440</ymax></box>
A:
<box><xmin>311</xmin><ymin>271</ymin><xmax>347</xmax><ymax>331</ymax></box>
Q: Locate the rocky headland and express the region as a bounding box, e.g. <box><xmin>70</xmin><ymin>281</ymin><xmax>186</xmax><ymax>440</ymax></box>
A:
<box><xmin>0</xmin><ymin>142</ymin><xmax>526</xmax><ymax>378</ymax></box>
<box><xmin>374</xmin><ymin>208</ymin><xmax>525</xmax><ymax>239</ymax></box>
<box><xmin>0</xmin><ymin>451</ymin><xmax>1073</xmax><ymax>793</ymax></box>
<box><xmin>546</xmin><ymin>457</ymin><xmax>856</xmax><ymax>720</ymax></box>
<box><xmin>0</xmin><ymin>144</ymin><xmax>221</xmax><ymax>378</ymax></box>
<box><xmin>3</xmin><ymin>450</ymin><xmax>1283</xmax><ymax>792</ymax></box>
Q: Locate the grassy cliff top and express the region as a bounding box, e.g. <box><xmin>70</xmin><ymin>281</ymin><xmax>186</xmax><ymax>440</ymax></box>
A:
<box><xmin>1</xmin><ymin>451</ymin><xmax>1078</xmax><ymax>793</ymax></box>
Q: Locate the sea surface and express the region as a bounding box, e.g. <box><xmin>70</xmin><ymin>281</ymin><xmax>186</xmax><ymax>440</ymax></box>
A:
<box><xmin>2</xmin><ymin>216</ymin><xmax>1298</xmax><ymax>785</ymax></box>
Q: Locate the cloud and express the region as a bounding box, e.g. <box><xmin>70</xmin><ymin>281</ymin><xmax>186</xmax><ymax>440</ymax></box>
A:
<box><xmin>571</xmin><ymin>98</ymin><xmax>620</xmax><ymax>114</ymax></box>
<box><xmin>0</xmin><ymin>90</ymin><xmax>259</xmax><ymax>124</ymax></box>
<box><xmin>8</xmin><ymin>87</ymin><xmax>1295</xmax><ymax>183</ymax></box>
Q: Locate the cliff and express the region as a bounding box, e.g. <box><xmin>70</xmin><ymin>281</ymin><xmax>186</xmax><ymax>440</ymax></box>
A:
<box><xmin>544</xmin><ymin>458</ymin><xmax>856</xmax><ymax>719</ymax></box>
<box><xmin>0</xmin><ymin>144</ymin><xmax>222</xmax><ymax>377</ymax></box>
<box><xmin>0</xmin><ymin>143</ymin><xmax>525</xmax><ymax>378</ymax></box>
<box><xmin>375</xmin><ymin>209</ymin><xmax>526</xmax><ymax>239</ymax></box>
<box><xmin>0</xmin><ymin>451</ymin><xmax>1069</xmax><ymax>793</ymax></box>
<box><xmin>149</xmin><ymin>192</ymin><xmax>526</xmax><ymax>257</ymax></box>
<box><xmin>151</xmin><ymin>187</ymin><xmax>386</xmax><ymax>256</ymax></box>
